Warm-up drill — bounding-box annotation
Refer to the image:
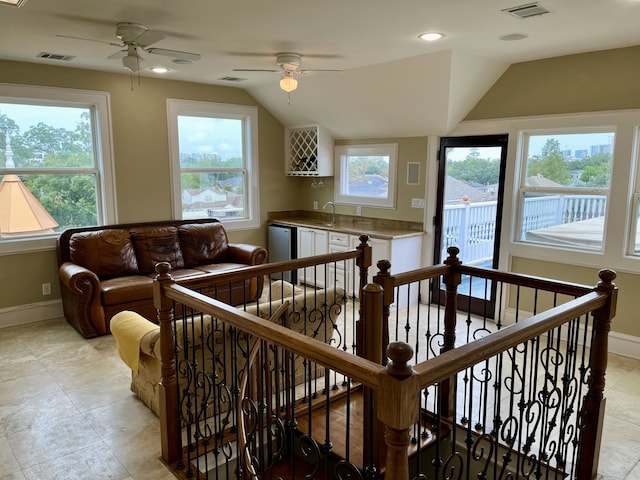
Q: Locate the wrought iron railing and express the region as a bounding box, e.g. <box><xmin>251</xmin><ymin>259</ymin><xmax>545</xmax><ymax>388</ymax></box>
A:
<box><xmin>151</xmin><ymin>241</ymin><xmax>616</xmax><ymax>480</ymax></box>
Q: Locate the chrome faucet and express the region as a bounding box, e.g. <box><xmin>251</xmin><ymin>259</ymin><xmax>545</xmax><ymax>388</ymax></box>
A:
<box><xmin>323</xmin><ymin>201</ymin><xmax>336</xmax><ymax>226</ymax></box>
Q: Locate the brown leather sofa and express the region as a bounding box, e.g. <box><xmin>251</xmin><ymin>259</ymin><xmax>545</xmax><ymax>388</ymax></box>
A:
<box><xmin>56</xmin><ymin>218</ymin><xmax>268</xmax><ymax>338</ymax></box>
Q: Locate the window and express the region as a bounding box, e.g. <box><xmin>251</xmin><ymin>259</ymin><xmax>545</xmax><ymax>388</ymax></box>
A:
<box><xmin>517</xmin><ymin>129</ymin><xmax>614</xmax><ymax>251</ymax></box>
<box><xmin>0</xmin><ymin>84</ymin><xmax>115</xmax><ymax>254</ymax></box>
<box><xmin>167</xmin><ymin>99</ymin><xmax>259</xmax><ymax>230</ymax></box>
<box><xmin>334</xmin><ymin>143</ymin><xmax>397</xmax><ymax>208</ymax></box>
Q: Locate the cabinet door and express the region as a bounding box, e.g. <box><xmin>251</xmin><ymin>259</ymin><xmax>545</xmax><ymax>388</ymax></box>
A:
<box><xmin>328</xmin><ymin>232</ymin><xmax>350</xmax><ymax>293</ymax></box>
<box><xmin>297</xmin><ymin>228</ymin><xmax>328</xmax><ymax>286</ymax></box>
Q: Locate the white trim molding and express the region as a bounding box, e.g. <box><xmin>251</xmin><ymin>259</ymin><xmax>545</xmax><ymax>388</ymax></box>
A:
<box><xmin>0</xmin><ymin>300</ymin><xmax>63</xmax><ymax>329</ymax></box>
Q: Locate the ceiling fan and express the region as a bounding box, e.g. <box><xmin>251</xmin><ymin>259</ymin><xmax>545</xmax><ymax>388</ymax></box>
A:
<box><xmin>57</xmin><ymin>22</ymin><xmax>201</xmax><ymax>73</ymax></box>
<box><xmin>233</xmin><ymin>52</ymin><xmax>342</xmax><ymax>93</ymax></box>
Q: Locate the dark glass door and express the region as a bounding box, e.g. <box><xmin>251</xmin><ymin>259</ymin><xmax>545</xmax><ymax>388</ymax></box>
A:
<box><xmin>433</xmin><ymin>134</ymin><xmax>508</xmax><ymax>316</ymax></box>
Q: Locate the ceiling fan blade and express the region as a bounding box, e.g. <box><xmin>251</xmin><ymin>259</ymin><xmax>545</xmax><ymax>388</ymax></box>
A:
<box><xmin>134</xmin><ymin>30</ymin><xmax>165</xmax><ymax>48</ymax></box>
<box><xmin>107</xmin><ymin>50</ymin><xmax>127</xmax><ymax>59</ymax></box>
<box><xmin>232</xmin><ymin>68</ymin><xmax>280</xmax><ymax>72</ymax></box>
<box><xmin>146</xmin><ymin>48</ymin><xmax>201</xmax><ymax>62</ymax></box>
<box><xmin>299</xmin><ymin>69</ymin><xmax>344</xmax><ymax>73</ymax></box>
<box><xmin>56</xmin><ymin>34</ymin><xmax>122</xmax><ymax>48</ymax></box>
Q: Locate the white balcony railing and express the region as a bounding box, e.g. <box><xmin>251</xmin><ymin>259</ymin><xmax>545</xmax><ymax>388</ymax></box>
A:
<box><xmin>443</xmin><ymin>194</ymin><xmax>607</xmax><ymax>264</ymax></box>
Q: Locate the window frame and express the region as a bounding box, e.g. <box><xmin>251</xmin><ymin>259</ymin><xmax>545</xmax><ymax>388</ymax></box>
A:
<box><xmin>515</xmin><ymin>127</ymin><xmax>615</xmax><ymax>251</ymax></box>
<box><xmin>334</xmin><ymin>143</ymin><xmax>397</xmax><ymax>208</ymax></box>
<box><xmin>166</xmin><ymin>99</ymin><xmax>260</xmax><ymax>230</ymax></box>
<box><xmin>0</xmin><ymin>83</ymin><xmax>116</xmax><ymax>255</ymax></box>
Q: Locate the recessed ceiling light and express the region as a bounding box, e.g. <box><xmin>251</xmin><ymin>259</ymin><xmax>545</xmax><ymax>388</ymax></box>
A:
<box><xmin>173</xmin><ymin>58</ymin><xmax>194</xmax><ymax>65</ymax></box>
<box><xmin>419</xmin><ymin>32</ymin><xmax>444</xmax><ymax>42</ymax></box>
<box><xmin>150</xmin><ymin>67</ymin><xmax>169</xmax><ymax>73</ymax></box>
<box><xmin>0</xmin><ymin>0</ymin><xmax>28</xmax><ymax>7</ymax></box>
<box><xmin>500</xmin><ymin>33</ymin><xmax>529</xmax><ymax>41</ymax></box>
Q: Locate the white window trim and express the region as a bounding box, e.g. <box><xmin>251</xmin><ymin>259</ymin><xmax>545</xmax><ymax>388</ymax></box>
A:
<box><xmin>334</xmin><ymin>143</ymin><xmax>397</xmax><ymax>208</ymax></box>
<box><xmin>515</xmin><ymin>127</ymin><xmax>614</xmax><ymax>248</ymax></box>
<box><xmin>445</xmin><ymin>110</ymin><xmax>640</xmax><ymax>275</ymax></box>
<box><xmin>166</xmin><ymin>99</ymin><xmax>260</xmax><ymax>230</ymax></box>
<box><xmin>0</xmin><ymin>83</ymin><xmax>116</xmax><ymax>255</ymax></box>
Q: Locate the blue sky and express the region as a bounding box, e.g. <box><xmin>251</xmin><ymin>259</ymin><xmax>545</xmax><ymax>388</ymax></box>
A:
<box><xmin>177</xmin><ymin>116</ymin><xmax>242</xmax><ymax>160</ymax></box>
<box><xmin>447</xmin><ymin>132</ymin><xmax>615</xmax><ymax>161</ymax></box>
<box><xmin>0</xmin><ymin>103</ymin><xmax>88</xmax><ymax>132</ymax></box>
<box><xmin>1</xmin><ymin>104</ymin><xmax>244</xmax><ymax>161</ymax></box>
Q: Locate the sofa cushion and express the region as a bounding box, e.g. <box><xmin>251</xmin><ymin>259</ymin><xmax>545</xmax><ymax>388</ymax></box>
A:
<box><xmin>69</xmin><ymin>229</ymin><xmax>139</xmax><ymax>279</ymax></box>
<box><xmin>132</xmin><ymin>226</ymin><xmax>185</xmax><ymax>274</ymax></box>
<box><xmin>179</xmin><ymin>222</ymin><xmax>229</xmax><ymax>267</ymax></box>
<box><xmin>101</xmin><ymin>275</ymin><xmax>155</xmax><ymax>306</ymax></box>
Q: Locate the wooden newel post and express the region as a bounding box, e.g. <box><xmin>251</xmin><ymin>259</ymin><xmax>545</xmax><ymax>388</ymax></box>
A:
<box><xmin>577</xmin><ymin>269</ymin><xmax>617</xmax><ymax>480</ymax></box>
<box><xmin>378</xmin><ymin>342</ymin><xmax>418</xmax><ymax>480</ymax></box>
<box><xmin>441</xmin><ymin>246</ymin><xmax>461</xmax><ymax>419</ymax></box>
<box><xmin>373</xmin><ymin>259</ymin><xmax>395</xmax><ymax>362</ymax></box>
<box><xmin>355</xmin><ymin>235</ymin><xmax>372</xmax><ymax>357</ymax></box>
<box><xmin>153</xmin><ymin>262</ymin><xmax>182</xmax><ymax>466</ymax></box>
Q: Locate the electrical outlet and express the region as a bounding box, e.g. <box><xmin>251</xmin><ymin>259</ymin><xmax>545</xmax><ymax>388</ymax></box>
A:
<box><xmin>42</xmin><ymin>282</ymin><xmax>51</xmax><ymax>296</ymax></box>
<box><xmin>356</xmin><ymin>206</ymin><xmax>362</xmax><ymax>216</ymax></box>
<box><xmin>313</xmin><ymin>200</ymin><xmax>318</xmax><ymax>210</ymax></box>
<box><xmin>411</xmin><ymin>198</ymin><xmax>426</xmax><ymax>208</ymax></box>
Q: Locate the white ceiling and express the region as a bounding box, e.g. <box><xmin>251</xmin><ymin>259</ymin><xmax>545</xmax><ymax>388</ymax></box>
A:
<box><xmin>1</xmin><ymin>0</ymin><xmax>639</xmax><ymax>139</ymax></box>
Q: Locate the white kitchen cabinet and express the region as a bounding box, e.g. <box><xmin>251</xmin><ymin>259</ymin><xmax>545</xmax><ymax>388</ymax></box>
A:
<box><xmin>350</xmin><ymin>233</ymin><xmax>423</xmax><ymax>308</ymax></box>
<box><xmin>285</xmin><ymin>124</ymin><xmax>334</xmax><ymax>176</ymax></box>
<box><xmin>297</xmin><ymin>227</ymin><xmax>328</xmax><ymax>286</ymax></box>
<box><xmin>327</xmin><ymin>231</ymin><xmax>351</xmax><ymax>292</ymax></box>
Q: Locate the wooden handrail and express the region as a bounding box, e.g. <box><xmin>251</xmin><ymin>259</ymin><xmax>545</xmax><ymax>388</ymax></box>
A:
<box><xmin>411</xmin><ymin>290</ymin><xmax>607</xmax><ymax>388</ymax></box>
<box><xmin>373</xmin><ymin>258</ymin><xmax>593</xmax><ymax>298</ymax></box>
<box><xmin>158</xmin><ymin>275</ymin><xmax>386</xmax><ymax>389</ymax></box>
<box><xmin>155</xmin><ymin>238</ymin><xmax>617</xmax><ymax>480</ymax></box>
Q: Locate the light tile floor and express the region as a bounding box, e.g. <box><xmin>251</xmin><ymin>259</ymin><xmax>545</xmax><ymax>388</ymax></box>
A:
<box><xmin>0</xmin><ymin>318</ymin><xmax>176</xmax><ymax>480</ymax></box>
<box><xmin>0</xmin><ymin>317</ymin><xmax>639</xmax><ymax>479</ymax></box>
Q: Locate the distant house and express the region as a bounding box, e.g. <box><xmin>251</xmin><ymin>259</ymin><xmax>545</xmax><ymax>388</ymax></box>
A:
<box><xmin>348</xmin><ymin>174</ymin><xmax>388</xmax><ymax>198</ymax></box>
<box><xmin>182</xmin><ymin>188</ymin><xmax>226</xmax><ymax>206</ymax></box>
<box><xmin>444</xmin><ymin>176</ymin><xmax>496</xmax><ymax>204</ymax></box>
<box><xmin>525</xmin><ymin>174</ymin><xmax>563</xmax><ymax>187</ymax></box>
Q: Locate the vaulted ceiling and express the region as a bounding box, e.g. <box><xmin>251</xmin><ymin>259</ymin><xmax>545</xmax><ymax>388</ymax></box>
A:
<box><xmin>1</xmin><ymin>0</ymin><xmax>639</xmax><ymax>138</ymax></box>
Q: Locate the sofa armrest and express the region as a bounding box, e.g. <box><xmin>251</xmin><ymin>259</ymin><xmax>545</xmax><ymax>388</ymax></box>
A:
<box><xmin>59</xmin><ymin>262</ymin><xmax>100</xmax><ymax>294</ymax></box>
<box><xmin>227</xmin><ymin>243</ymin><xmax>268</xmax><ymax>266</ymax></box>
<box><xmin>58</xmin><ymin>262</ymin><xmax>106</xmax><ymax>338</ymax></box>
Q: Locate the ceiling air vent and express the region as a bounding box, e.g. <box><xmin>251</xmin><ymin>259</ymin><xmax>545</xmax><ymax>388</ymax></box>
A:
<box><xmin>502</xmin><ymin>2</ymin><xmax>550</xmax><ymax>19</ymax></box>
<box><xmin>37</xmin><ymin>52</ymin><xmax>76</xmax><ymax>61</ymax></box>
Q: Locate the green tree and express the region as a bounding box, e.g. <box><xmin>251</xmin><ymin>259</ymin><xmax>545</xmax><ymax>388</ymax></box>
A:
<box><xmin>527</xmin><ymin>138</ymin><xmax>570</xmax><ymax>184</ymax></box>
<box><xmin>3</xmin><ymin>110</ymin><xmax>98</xmax><ymax>230</ymax></box>
<box><xmin>580</xmin><ymin>162</ymin><xmax>611</xmax><ymax>187</ymax></box>
<box><xmin>446</xmin><ymin>154</ymin><xmax>500</xmax><ymax>185</ymax></box>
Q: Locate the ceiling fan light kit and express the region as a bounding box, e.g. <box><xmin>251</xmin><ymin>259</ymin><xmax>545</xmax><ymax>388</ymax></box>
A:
<box><xmin>122</xmin><ymin>53</ymin><xmax>141</xmax><ymax>73</ymax></box>
<box><xmin>233</xmin><ymin>52</ymin><xmax>343</xmax><ymax>99</ymax></box>
<box><xmin>280</xmin><ymin>72</ymin><xmax>298</xmax><ymax>93</ymax></box>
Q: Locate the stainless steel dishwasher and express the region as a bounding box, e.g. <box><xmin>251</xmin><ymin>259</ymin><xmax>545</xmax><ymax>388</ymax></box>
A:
<box><xmin>268</xmin><ymin>223</ymin><xmax>297</xmax><ymax>283</ymax></box>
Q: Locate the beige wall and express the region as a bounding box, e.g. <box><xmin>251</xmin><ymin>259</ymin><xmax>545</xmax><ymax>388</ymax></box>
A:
<box><xmin>0</xmin><ymin>59</ymin><xmax>297</xmax><ymax>309</ymax></box>
<box><xmin>466</xmin><ymin>45</ymin><xmax>640</xmax><ymax>120</ymax></box>
<box><xmin>465</xmin><ymin>46</ymin><xmax>640</xmax><ymax>339</ymax></box>
<box><xmin>295</xmin><ymin>137</ymin><xmax>428</xmax><ymax>223</ymax></box>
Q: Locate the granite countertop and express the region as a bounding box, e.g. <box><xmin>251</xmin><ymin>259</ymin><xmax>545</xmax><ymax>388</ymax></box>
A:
<box><xmin>268</xmin><ymin>211</ymin><xmax>424</xmax><ymax>240</ymax></box>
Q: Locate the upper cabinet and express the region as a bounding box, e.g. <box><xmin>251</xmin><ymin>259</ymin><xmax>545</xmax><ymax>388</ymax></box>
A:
<box><xmin>285</xmin><ymin>124</ymin><xmax>334</xmax><ymax>176</ymax></box>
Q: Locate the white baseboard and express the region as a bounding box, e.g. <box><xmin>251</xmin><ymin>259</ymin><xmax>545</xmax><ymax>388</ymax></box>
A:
<box><xmin>608</xmin><ymin>331</ymin><xmax>640</xmax><ymax>360</ymax></box>
<box><xmin>0</xmin><ymin>300</ymin><xmax>64</xmax><ymax>328</ymax></box>
<box><xmin>502</xmin><ymin>307</ymin><xmax>640</xmax><ymax>360</ymax></box>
